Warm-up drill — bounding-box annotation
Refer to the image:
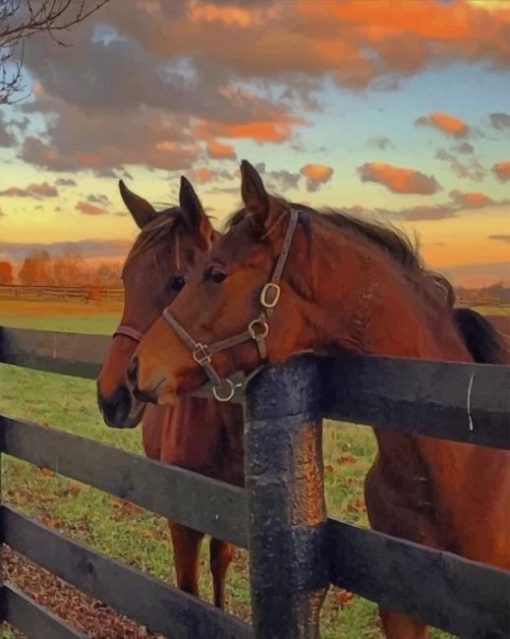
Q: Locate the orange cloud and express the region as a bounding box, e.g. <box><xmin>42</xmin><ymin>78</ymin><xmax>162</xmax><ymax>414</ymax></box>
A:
<box><xmin>133</xmin><ymin>0</ymin><xmax>510</xmax><ymax>90</ymax></box>
<box><xmin>450</xmin><ymin>190</ymin><xmax>493</xmax><ymax>208</ymax></box>
<box><xmin>207</xmin><ymin>139</ymin><xmax>236</xmax><ymax>159</ymax></box>
<box><xmin>358</xmin><ymin>162</ymin><xmax>440</xmax><ymax>195</ymax></box>
<box><xmin>301</xmin><ymin>164</ymin><xmax>333</xmax><ymax>182</ymax></box>
<box><xmin>493</xmin><ymin>161</ymin><xmax>510</xmax><ymax>181</ymax></box>
<box><xmin>196</xmin><ymin>119</ymin><xmax>298</xmax><ymax>143</ymax></box>
<box><xmin>189</xmin><ymin>1</ymin><xmax>274</xmax><ymax>28</ymax></box>
<box><xmin>192</xmin><ymin>167</ymin><xmax>213</xmax><ymax>184</ymax></box>
<box><xmin>186</xmin><ymin>166</ymin><xmax>233</xmax><ymax>184</ymax></box>
<box><xmin>0</xmin><ymin>182</ymin><xmax>58</xmax><ymax>198</ymax></box>
<box><xmin>300</xmin><ymin>163</ymin><xmax>334</xmax><ymax>192</ymax></box>
<box><xmin>75</xmin><ymin>201</ymin><xmax>109</xmax><ymax>215</ymax></box>
<box><xmin>416</xmin><ymin>112</ymin><xmax>469</xmax><ymax>137</ymax></box>
<box><xmin>156</xmin><ymin>141</ymin><xmax>177</xmax><ymax>152</ymax></box>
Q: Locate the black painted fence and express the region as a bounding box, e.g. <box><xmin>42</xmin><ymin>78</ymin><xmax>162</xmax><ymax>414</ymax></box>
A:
<box><xmin>0</xmin><ymin>326</ymin><xmax>509</xmax><ymax>639</ymax></box>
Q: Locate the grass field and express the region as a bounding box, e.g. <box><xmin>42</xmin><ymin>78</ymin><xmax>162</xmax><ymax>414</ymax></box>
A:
<box><xmin>0</xmin><ymin>301</ymin><xmax>457</xmax><ymax>638</ymax></box>
<box><xmin>0</xmin><ymin>299</ymin><xmax>122</xmax><ymax>334</ymax></box>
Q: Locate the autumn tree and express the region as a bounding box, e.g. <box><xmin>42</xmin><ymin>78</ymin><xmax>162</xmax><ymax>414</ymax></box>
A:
<box><xmin>92</xmin><ymin>262</ymin><xmax>122</xmax><ymax>288</ymax></box>
<box><xmin>0</xmin><ymin>259</ymin><xmax>13</xmax><ymax>283</ymax></box>
<box><xmin>52</xmin><ymin>249</ymin><xmax>85</xmax><ymax>285</ymax></box>
<box><xmin>481</xmin><ymin>282</ymin><xmax>510</xmax><ymax>304</ymax></box>
<box><xmin>18</xmin><ymin>248</ymin><xmax>53</xmax><ymax>285</ymax></box>
<box><xmin>1</xmin><ymin>0</ymin><xmax>110</xmax><ymax>103</ymax></box>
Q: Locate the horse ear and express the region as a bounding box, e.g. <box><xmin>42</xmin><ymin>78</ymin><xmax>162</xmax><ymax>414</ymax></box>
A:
<box><xmin>119</xmin><ymin>180</ymin><xmax>157</xmax><ymax>229</ymax></box>
<box><xmin>179</xmin><ymin>177</ymin><xmax>215</xmax><ymax>244</ymax></box>
<box><xmin>240</xmin><ymin>159</ymin><xmax>270</xmax><ymax>221</ymax></box>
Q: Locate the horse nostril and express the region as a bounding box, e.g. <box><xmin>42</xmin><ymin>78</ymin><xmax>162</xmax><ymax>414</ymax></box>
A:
<box><xmin>127</xmin><ymin>356</ymin><xmax>139</xmax><ymax>386</ymax></box>
<box><xmin>99</xmin><ymin>384</ymin><xmax>132</xmax><ymax>426</ymax></box>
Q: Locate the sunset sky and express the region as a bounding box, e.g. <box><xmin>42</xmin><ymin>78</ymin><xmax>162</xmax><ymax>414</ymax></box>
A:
<box><xmin>0</xmin><ymin>0</ymin><xmax>509</xmax><ymax>286</ymax></box>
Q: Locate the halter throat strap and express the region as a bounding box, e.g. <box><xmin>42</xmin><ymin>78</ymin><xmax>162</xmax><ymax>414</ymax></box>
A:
<box><xmin>161</xmin><ymin>208</ymin><xmax>300</xmax><ymax>401</ymax></box>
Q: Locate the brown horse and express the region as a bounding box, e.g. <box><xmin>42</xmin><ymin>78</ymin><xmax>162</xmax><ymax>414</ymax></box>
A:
<box><xmin>97</xmin><ymin>178</ymin><xmax>244</xmax><ymax>609</ymax></box>
<box><xmin>131</xmin><ymin>161</ymin><xmax>510</xmax><ymax>638</ymax></box>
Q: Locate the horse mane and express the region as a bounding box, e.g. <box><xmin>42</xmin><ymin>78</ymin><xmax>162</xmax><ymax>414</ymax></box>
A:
<box><xmin>127</xmin><ymin>207</ymin><xmax>182</xmax><ymax>262</ymax></box>
<box><xmin>227</xmin><ymin>203</ymin><xmax>452</xmax><ymax>306</ymax></box>
<box><xmin>227</xmin><ymin>201</ymin><xmax>508</xmax><ymax>363</ymax></box>
<box><xmin>453</xmin><ymin>308</ymin><xmax>509</xmax><ymax>364</ymax></box>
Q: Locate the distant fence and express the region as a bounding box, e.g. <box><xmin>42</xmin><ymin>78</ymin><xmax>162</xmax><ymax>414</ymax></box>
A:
<box><xmin>0</xmin><ymin>284</ymin><xmax>124</xmax><ymax>303</ymax></box>
<box><xmin>2</xmin><ymin>285</ymin><xmax>509</xmax><ymax>309</ymax></box>
<box><xmin>456</xmin><ymin>297</ymin><xmax>510</xmax><ymax>308</ymax></box>
<box><xmin>0</xmin><ymin>326</ymin><xmax>509</xmax><ymax>638</ymax></box>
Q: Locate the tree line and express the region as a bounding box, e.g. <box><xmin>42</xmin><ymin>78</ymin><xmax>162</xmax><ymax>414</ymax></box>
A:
<box><xmin>1</xmin><ymin>251</ymin><xmax>508</xmax><ymax>304</ymax></box>
<box><xmin>0</xmin><ymin>250</ymin><xmax>121</xmax><ymax>288</ymax></box>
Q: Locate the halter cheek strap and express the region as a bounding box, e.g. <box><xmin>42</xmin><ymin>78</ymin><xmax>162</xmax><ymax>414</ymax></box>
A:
<box><xmin>113</xmin><ymin>229</ymin><xmax>186</xmax><ymax>346</ymax></box>
<box><xmin>161</xmin><ymin>208</ymin><xmax>301</xmax><ymax>402</ymax></box>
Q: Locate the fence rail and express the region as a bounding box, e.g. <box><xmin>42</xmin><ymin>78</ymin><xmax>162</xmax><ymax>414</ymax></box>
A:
<box><xmin>1</xmin><ymin>325</ymin><xmax>510</xmax><ymax>638</ymax></box>
<box><xmin>2</xmin><ymin>507</ymin><xmax>253</xmax><ymax>639</ymax></box>
<box><xmin>2</xmin><ymin>326</ymin><xmax>509</xmax><ymax>448</ymax></box>
<box><xmin>1</xmin><ymin>583</ymin><xmax>89</xmax><ymax>639</ymax></box>
<box><xmin>328</xmin><ymin>519</ymin><xmax>510</xmax><ymax>637</ymax></box>
<box><xmin>0</xmin><ymin>416</ymin><xmax>247</xmax><ymax>547</ymax></box>
<box><xmin>0</xmin><ymin>284</ymin><xmax>123</xmax><ymax>302</ymax></box>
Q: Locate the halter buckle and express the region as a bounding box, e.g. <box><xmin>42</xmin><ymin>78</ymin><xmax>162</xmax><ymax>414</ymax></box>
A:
<box><xmin>260</xmin><ymin>283</ymin><xmax>281</xmax><ymax>309</ymax></box>
<box><xmin>192</xmin><ymin>343</ymin><xmax>211</xmax><ymax>365</ymax></box>
<box><xmin>248</xmin><ymin>318</ymin><xmax>269</xmax><ymax>340</ymax></box>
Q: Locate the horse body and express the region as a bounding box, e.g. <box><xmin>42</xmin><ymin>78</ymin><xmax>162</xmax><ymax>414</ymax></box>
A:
<box><xmin>132</xmin><ymin>161</ymin><xmax>509</xmax><ymax>638</ymax></box>
<box><xmin>141</xmin><ymin>398</ymin><xmax>243</xmax><ymax>607</ymax></box>
<box><xmin>284</xmin><ymin>212</ymin><xmax>510</xmax><ymax>567</ymax></box>
<box><xmin>96</xmin><ymin>178</ymin><xmax>244</xmax><ymax>609</ymax></box>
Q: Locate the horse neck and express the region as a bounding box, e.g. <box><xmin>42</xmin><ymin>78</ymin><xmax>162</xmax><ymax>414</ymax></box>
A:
<box><xmin>295</xmin><ymin>221</ymin><xmax>471</xmax><ymax>363</ymax></box>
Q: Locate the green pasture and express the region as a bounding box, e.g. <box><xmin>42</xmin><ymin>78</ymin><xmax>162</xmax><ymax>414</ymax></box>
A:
<box><xmin>0</xmin><ymin>304</ymin><xmax>454</xmax><ymax>637</ymax></box>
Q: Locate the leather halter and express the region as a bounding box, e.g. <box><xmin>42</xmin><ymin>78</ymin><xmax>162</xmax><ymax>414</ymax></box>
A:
<box><xmin>161</xmin><ymin>208</ymin><xmax>300</xmax><ymax>402</ymax></box>
<box><xmin>113</xmin><ymin>324</ymin><xmax>144</xmax><ymax>343</ymax></box>
<box><xmin>113</xmin><ymin>231</ymin><xmax>185</xmax><ymax>346</ymax></box>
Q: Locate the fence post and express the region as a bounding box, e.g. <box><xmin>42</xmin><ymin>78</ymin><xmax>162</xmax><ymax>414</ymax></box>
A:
<box><xmin>244</xmin><ymin>355</ymin><xmax>329</xmax><ymax>639</ymax></box>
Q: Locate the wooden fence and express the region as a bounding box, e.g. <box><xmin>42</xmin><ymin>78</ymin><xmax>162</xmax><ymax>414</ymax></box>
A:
<box><xmin>2</xmin><ymin>284</ymin><xmax>509</xmax><ymax>309</ymax></box>
<box><xmin>0</xmin><ymin>326</ymin><xmax>509</xmax><ymax>638</ymax></box>
<box><xmin>0</xmin><ymin>284</ymin><xmax>123</xmax><ymax>302</ymax></box>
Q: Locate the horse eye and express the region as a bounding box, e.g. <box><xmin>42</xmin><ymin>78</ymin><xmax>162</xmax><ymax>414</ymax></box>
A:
<box><xmin>169</xmin><ymin>275</ymin><xmax>186</xmax><ymax>292</ymax></box>
<box><xmin>205</xmin><ymin>265</ymin><xmax>227</xmax><ymax>284</ymax></box>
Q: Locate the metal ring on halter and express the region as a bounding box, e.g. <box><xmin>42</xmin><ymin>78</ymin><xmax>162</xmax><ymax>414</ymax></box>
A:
<box><xmin>212</xmin><ymin>378</ymin><xmax>236</xmax><ymax>402</ymax></box>
<box><xmin>260</xmin><ymin>282</ymin><xmax>281</xmax><ymax>308</ymax></box>
<box><xmin>248</xmin><ymin>318</ymin><xmax>269</xmax><ymax>340</ymax></box>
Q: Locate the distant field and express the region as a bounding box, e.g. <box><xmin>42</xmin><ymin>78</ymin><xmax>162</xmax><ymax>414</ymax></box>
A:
<box><xmin>0</xmin><ymin>299</ymin><xmax>121</xmax><ymax>334</ymax></box>
<box><xmin>470</xmin><ymin>304</ymin><xmax>510</xmax><ymax>317</ymax></box>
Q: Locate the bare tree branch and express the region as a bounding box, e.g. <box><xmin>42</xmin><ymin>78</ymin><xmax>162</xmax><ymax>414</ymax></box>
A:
<box><xmin>0</xmin><ymin>0</ymin><xmax>110</xmax><ymax>104</ymax></box>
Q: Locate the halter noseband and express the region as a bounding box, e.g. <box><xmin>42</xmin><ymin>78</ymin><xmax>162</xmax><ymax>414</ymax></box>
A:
<box><xmin>113</xmin><ymin>324</ymin><xmax>145</xmax><ymax>343</ymax></box>
<box><xmin>161</xmin><ymin>208</ymin><xmax>300</xmax><ymax>402</ymax></box>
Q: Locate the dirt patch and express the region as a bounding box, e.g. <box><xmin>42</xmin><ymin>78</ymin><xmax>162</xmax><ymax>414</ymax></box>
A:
<box><xmin>2</xmin><ymin>545</ymin><xmax>166</xmax><ymax>639</ymax></box>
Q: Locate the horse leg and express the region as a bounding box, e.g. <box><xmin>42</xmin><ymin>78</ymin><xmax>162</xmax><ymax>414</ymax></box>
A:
<box><xmin>169</xmin><ymin>521</ymin><xmax>204</xmax><ymax>597</ymax></box>
<box><xmin>364</xmin><ymin>449</ymin><xmax>441</xmax><ymax>639</ymax></box>
<box><xmin>210</xmin><ymin>538</ymin><xmax>234</xmax><ymax>609</ymax></box>
<box><xmin>379</xmin><ymin>610</ymin><xmax>428</xmax><ymax>639</ymax></box>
